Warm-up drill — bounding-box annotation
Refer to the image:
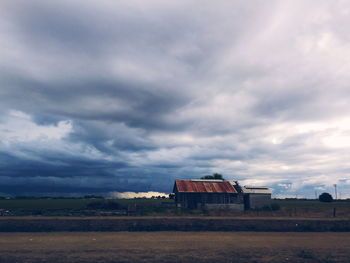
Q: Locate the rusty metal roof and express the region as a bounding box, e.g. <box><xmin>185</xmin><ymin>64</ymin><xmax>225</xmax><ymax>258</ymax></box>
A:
<box><xmin>174</xmin><ymin>180</ymin><xmax>237</xmax><ymax>193</ymax></box>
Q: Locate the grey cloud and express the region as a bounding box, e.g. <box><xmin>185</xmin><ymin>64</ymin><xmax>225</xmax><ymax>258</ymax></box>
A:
<box><xmin>1</xmin><ymin>0</ymin><xmax>350</xmax><ymax>197</ymax></box>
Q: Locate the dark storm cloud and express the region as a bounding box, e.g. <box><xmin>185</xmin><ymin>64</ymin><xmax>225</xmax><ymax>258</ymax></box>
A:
<box><xmin>6</xmin><ymin>0</ymin><xmax>198</xmax><ymax>55</ymax></box>
<box><xmin>1</xmin><ymin>0</ymin><xmax>350</xmax><ymax>197</ymax></box>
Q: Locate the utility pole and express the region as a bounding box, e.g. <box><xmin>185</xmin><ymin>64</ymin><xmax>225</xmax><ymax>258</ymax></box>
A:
<box><xmin>333</xmin><ymin>184</ymin><xmax>337</xmax><ymax>200</ymax></box>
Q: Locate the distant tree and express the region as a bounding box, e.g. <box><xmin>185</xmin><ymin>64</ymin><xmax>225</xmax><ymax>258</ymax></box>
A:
<box><xmin>200</xmin><ymin>173</ymin><xmax>224</xmax><ymax>180</ymax></box>
<box><xmin>319</xmin><ymin>192</ymin><xmax>333</xmax><ymax>202</ymax></box>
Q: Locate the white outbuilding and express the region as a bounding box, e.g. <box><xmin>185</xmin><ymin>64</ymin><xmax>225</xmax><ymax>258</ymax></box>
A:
<box><xmin>241</xmin><ymin>186</ymin><xmax>272</xmax><ymax>210</ymax></box>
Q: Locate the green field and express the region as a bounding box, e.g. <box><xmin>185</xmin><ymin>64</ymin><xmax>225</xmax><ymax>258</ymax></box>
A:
<box><xmin>267</xmin><ymin>199</ymin><xmax>350</xmax><ymax>218</ymax></box>
<box><xmin>0</xmin><ymin>198</ymin><xmax>349</xmax><ymax>217</ymax></box>
<box><xmin>0</xmin><ymin>198</ymin><xmax>91</xmax><ymax>210</ymax></box>
<box><xmin>0</xmin><ymin>198</ymin><xmax>170</xmax><ymax>210</ymax></box>
<box><xmin>0</xmin><ymin>198</ymin><xmax>174</xmax><ymax>216</ymax></box>
<box><xmin>273</xmin><ymin>199</ymin><xmax>350</xmax><ymax>208</ymax></box>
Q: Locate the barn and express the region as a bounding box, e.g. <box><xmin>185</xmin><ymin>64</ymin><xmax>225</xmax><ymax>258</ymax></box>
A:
<box><xmin>173</xmin><ymin>179</ymin><xmax>272</xmax><ymax>210</ymax></box>
<box><xmin>173</xmin><ymin>179</ymin><xmax>244</xmax><ymax>210</ymax></box>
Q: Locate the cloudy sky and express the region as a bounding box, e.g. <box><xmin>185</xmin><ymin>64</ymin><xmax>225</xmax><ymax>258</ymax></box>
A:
<box><xmin>1</xmin><ymin>0</ymin><xmax>350</xmax><ymax>198</ymax></box>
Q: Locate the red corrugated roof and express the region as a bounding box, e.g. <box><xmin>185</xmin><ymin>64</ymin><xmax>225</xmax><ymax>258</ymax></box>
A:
<box><xmin>175</xmin><ymin>180</ymin><xmax>237</xmax><ymax>193</ymax></box>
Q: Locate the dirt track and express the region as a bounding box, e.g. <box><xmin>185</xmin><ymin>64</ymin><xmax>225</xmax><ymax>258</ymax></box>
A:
<box><xmin>1</xmin><ymin>232</ymin><xmax>349</xmax><ymax>263</ymax></box>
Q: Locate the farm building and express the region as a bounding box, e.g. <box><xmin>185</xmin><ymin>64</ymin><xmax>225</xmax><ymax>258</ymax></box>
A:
<box><xmin>173</xmin><ymin>179</ymin><xmax>272</xmax><ymax>210</ymax></box>
<box><xmin>241</xmin><ymin>186</ymin><xmax>272</xmax><ymax>210</ymax></box>
<box><xmin>173</xmin><ymin>179</ymin><xmax>244</xmax><ymax>210</ymax></box>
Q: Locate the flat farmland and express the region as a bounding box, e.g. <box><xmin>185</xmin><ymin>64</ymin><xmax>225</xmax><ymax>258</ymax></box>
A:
<box><xmin>0</xmin><ymin>232</ymin><xmax>349</xmax><ymax>263</ymax></box>
<box><xmin>0</xmin><ymin>198</ymin><xmax>349</xmax><ymax>217</ymax></box>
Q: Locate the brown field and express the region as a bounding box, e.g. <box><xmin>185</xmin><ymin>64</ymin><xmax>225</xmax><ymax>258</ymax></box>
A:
<box><xmin>1</xmin><ymin>232</ymin><xmax>349</xmax><ymax>263</ymax></box>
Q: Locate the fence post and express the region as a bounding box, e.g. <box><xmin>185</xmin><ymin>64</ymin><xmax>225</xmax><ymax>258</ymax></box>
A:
<box><xmin>333</xmin><ymin>207</ymin><xmax>336</xmax><ymax>217</ymax></box>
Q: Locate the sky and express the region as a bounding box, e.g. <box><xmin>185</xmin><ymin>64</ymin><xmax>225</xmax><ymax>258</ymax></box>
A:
<box><xmin>1</xmin><ymin>0</ymin><xmax>350</xmax><ymax>198</ymax></box>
